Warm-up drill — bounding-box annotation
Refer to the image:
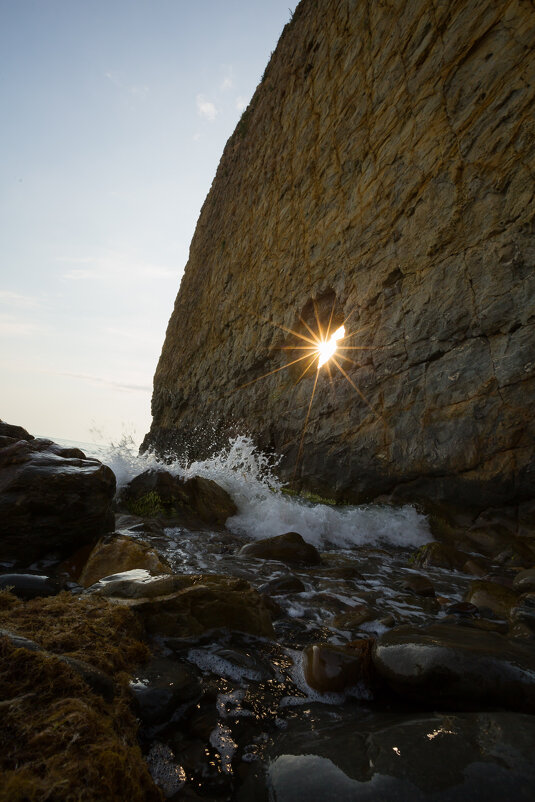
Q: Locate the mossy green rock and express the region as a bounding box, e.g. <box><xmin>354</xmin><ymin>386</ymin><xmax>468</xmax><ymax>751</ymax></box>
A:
<box><xmin>120</xmin><ymin>469</ymin><xmax>237</xmax><ymax>525</ymax></box>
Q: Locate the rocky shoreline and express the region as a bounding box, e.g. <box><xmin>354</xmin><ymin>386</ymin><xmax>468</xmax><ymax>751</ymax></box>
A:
<box><xmin>1</xmin><ymin>420</ymin><xmax>535</xmax><ymax>800</ymax></box>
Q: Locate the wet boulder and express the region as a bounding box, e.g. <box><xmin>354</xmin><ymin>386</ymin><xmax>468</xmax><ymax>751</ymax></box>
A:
<box><xmin>330</xmin><ymin>605</ymin><xmax>375</xmax><ymax>632</ymax></box>
<box><xmin>258</xmin><ymin>575</ymin><xmax>306</xmax><ymax>595</ymax></box>
<box><xmin>78</xmin><ymin>535</ymin><xmax>171</xmax><ymax>588</ymax></box>
<box><xmin>513</xmin><ymin>568</ymin><xmax>535</xmax><ymax>593</ymax></box>
<box><xmin>87</xmin><ymin>569</ymin><xmax>274</xmax><ymax>639</ymax></box>
<box><xmin>410</xmin><ymin>541</ymin><xmax>467</xmax><ymax>571</ymax></box>
<box><xmin>510</xmin><ymin>593</ymin><xmax>535</xmax><ymax>632</ymax></box>
<box><xmin>0</xmin><ymin>573</ymin><xmax>58</xmax><ymax>600</ymax></box>
<box><xmin>86</xmin><ymin>568</ymin><xmax>187</xmax><ymax>599</ymax></box>
<box><xmin>119</xmin><ymin>469</ymin><xmax>237</xmax><ymax>525</ymax></box>
<box><xmin>0</xmin><ymin>425</ymin><xmax>116</xmax><ymax>564</ymax></box>
<box><xmin>399</xmin><ymin>572</ymin><xmax>435</xmax><ymax>597</ymax></box>
<box><xmin>372</xmin><ymin>622</ymin><xmax>535</xmax><ymax>711</ymax></box>
<box><xmin>239</xmin><ymin>532</ymin><xmax>321</xmax><ymax>566</ymax></box>
<box><xmin>249</xmin><ymin>710</ymin><xmax>535</xmax><ymax>802</ymax></box>
<box><xmin>303</xmin><ymin>640</ymin><xmax>375</xmax><ymax>693</ymax></box>
<box><xmin>465</xmin><ymin>580</ymin><xmax>518</xmax><ymax>618</ymax></box>
<box><xmin>249</xmin><ymin>711</ymin><xmax>535</xmax><ymax>802</ymax></box>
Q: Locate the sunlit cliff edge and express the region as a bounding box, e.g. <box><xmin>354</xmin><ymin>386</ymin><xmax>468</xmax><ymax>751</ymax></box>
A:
<box><xmin>143</xmin><ymin>0</ymin><xmax>535</xmax><ymax>523</ymax></box>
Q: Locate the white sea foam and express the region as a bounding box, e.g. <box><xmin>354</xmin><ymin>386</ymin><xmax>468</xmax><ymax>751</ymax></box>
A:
<box><xmin>67</xmin><ymin>433</ymin><xmax>432</xmax><ymax>551</ymax></box>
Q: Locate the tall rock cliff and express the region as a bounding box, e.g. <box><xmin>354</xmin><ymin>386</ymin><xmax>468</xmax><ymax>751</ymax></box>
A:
<box><xmin>144</xmin><ymin>0</ymin><xmax>535</xmax><ymax>515</ymax></box>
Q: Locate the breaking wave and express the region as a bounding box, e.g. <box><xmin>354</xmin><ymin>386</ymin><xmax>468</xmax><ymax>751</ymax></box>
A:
<box><xmin>76</xmin><ymin>434</ymin><xmax>432</xmax><ymax>551</ymax></box>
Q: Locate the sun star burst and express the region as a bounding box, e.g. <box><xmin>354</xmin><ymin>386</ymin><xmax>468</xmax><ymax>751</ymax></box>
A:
<box><xmin>230</xmin><ymin>301</ymin><xmax>384</xmax><ymax>476</ymax></box>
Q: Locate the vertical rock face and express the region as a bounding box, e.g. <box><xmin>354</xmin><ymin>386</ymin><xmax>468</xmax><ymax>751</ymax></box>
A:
<box><xmin>144</xmin><ymin>0</ymin><xmax>535</xmax><ymax>513</ymax></box>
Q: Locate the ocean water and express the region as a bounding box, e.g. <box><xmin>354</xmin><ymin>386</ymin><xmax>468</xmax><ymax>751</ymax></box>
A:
<box><xmin>52</xmin><ymin>432</ymin><xmax>431</xmax><ymax>551</ymax></box>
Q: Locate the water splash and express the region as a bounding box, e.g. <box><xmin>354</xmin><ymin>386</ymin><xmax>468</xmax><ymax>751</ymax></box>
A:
<box><xmin>82</xmin><ymin>433</ymin><xmax>431</xmax><ymax>551</ymax></box>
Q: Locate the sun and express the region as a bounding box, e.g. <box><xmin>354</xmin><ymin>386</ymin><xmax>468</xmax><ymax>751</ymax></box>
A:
<box><xmin>231</xmin><ymin>300</ymin><xmax>382</xmax><ymax>476</ymax></box>
<box><xmin>316</xmin><ymin>324</ymin><xmax>345</xmax><ymax>368</ymax></box>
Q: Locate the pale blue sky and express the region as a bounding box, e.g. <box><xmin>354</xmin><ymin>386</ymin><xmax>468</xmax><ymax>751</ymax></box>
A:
<box><xmin>0</xmin><ymin>0</ymin><xmax>295</xmax><ymax>444</ymax></box>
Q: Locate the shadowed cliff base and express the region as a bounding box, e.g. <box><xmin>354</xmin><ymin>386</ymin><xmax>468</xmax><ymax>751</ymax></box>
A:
<box><xmin>143</xmin><ymin>0</ymin><xmax>535</xmax><ymax>525</ymax></box>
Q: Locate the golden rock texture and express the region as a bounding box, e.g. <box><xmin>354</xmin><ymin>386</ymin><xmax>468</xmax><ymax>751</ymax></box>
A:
<box><xmin>144</xmin><ymin>0</ymin><xmax>535</xmax><ymax>513</ymax></box>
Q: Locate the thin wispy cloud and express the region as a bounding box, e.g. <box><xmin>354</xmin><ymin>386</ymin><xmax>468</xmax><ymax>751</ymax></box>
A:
<box><xmin>235</xmin><ymin>96</ymin><xmax>248</xmax><ymax>112</ymax></box>
<box><xmin>0</xmin><ymin>313</ymin><xmax>45</xmax><ymax>337</ymax></box>
<box><xmin>58</xmin><ymin>251</ymin><xmax>176</xmax><ymax>283</ymax></box>
<box><xmin>196</xmin><ymin>94</ymin><xmax>218</xmax><ymax>121</ymax></box>
<box><xmin>0</xmin><ymin>291</ymin><xmax>41</xmax><ymax>308</ymax></box>
<box><xmin>59</xmin><ymin>370</ymin><xmax>151</xmax><ymax>394</ymax></box>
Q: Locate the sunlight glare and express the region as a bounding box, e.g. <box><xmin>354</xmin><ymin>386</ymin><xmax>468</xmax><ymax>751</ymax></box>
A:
<box><xmin>317</xmin><ymin>324</ymin><xmax>345</xmax><ymax>369</ymax></box>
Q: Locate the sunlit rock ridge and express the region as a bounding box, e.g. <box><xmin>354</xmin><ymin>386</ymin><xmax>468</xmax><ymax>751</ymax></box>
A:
<box><xmin>144</xmin><ymin>0</ymin><xmax>535</xmax><ymax>514</ymax></box>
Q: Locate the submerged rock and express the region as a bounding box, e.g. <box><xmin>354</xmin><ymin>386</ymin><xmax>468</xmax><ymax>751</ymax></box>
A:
<box><xmin>78</xmin><ymin>535</ymin><xmax>171</xmax><ymax>588</ymax></box>
<box><xmin>372</xmin><ymin>622</ymin><xmax>535</xmax><ymax>711</ymax></box>
<box><xmin>244</xmin><ymin>711</ymin><xmax>535</xmax><ymax>802</ymax></box>
<box><xmin>239</xmin><ymin>532</ymin><xmax>321</xmax><ymax>566</ymax></box>
<box><xmin>120</xmin><ymin>468</ymin><xmax>237</xmax><ymax>525</ymax></box>
<box><xmin>0</xmin><ymin>423</ymin><xmax>115</xmax><ymax>563</ymax></box>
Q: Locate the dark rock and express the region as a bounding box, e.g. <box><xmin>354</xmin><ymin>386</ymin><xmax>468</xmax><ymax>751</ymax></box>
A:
<box><xmin>88</xmin><ymin>569</ymin><xmax>274</xmax><ymax>639</ymax></box>
<box><xmin>131</xmin><ymin>657</ymin><xmax>201</xmax><ymax>725</ymax></box>
<box><xmin>187</xmin><ymin>706</ymin><xmax>219</xmax><ymax>739</ymax></box>
<box><xmin>510</xmin><ymin>593</ymin><xmax>535</xmax><ymax>632</ymax></box>
<box><xmin>0</xmin><ymin>427</ymin><xmax>116</xmax><ymax>564</ymax></box>
<box><xmin>248</xmin><ymin>711</ymin><xmax>535</xmax><ymax>802</ymax></box>
<box><xmin>513</xmin><ymin>568</ymin><xmax>535</xmax><ymax>593</ymax></box>
<box><xmin>78</xmin><ymin>535</ymin><xmax>171</xmax><ymax>588</ymax></box>
<box><xmin>258</xmin><ymin>575</ymin><xmax>306</xmax><ymax>595</ymax></box>
<box><xmin>399</xmin><ymin>572</ymin><xmax>435</xmax><ymax>597</ymax></box>
<box><xmin>411</xmin><ymin>541</ymin><xmax>467</xmax><ymax>570</ymax></box>
<box><xmin>86</xmin><ymin>568</ymin><xmax>186</xmax><ymax>599</ymax></box>
<box><xmin>446</xmin><ymin>602</ymin><xmax>479</xmax><ymax>618</ymax></box>
<box><xmin>120</xmin><ymin>469</ymin><xmax>237</xmax><ymax>525</ymax></box>
<box><xmin>239</xmin><ymin>532</ymin><xmax>321</xmax><ymax>566</ymax></box>
<box><xmin>0</xmin><ymin>573</ymin><xmax>58</xmax><ymax>600</ymax></box>
<box><xmin>462</xmin><ymin>558</ymin><xmax>489</xmax><ymax>577</ymax></box>
<box><xmin>330</xmin><ymin>605</ymin><xmax>374</xmax><ymax>631</ymax></box>
<box><xmin>303</xmin><ymin>640</ymin><xmax>375</xmax><ymax>693</ymax></box>
<box><xmin>465</xmin><ymin>580</ymin><xmax>518</xmax><ymax>618</ymax></box>
<box><xmin>372</xmin><ymin>622</ymin><xmax>535</xmax><ymax>711</ymax></box>
<box><xmin>0</xmin><ymin>420</ymin><xmax>33</xmax><ymax>441</ymax></box>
